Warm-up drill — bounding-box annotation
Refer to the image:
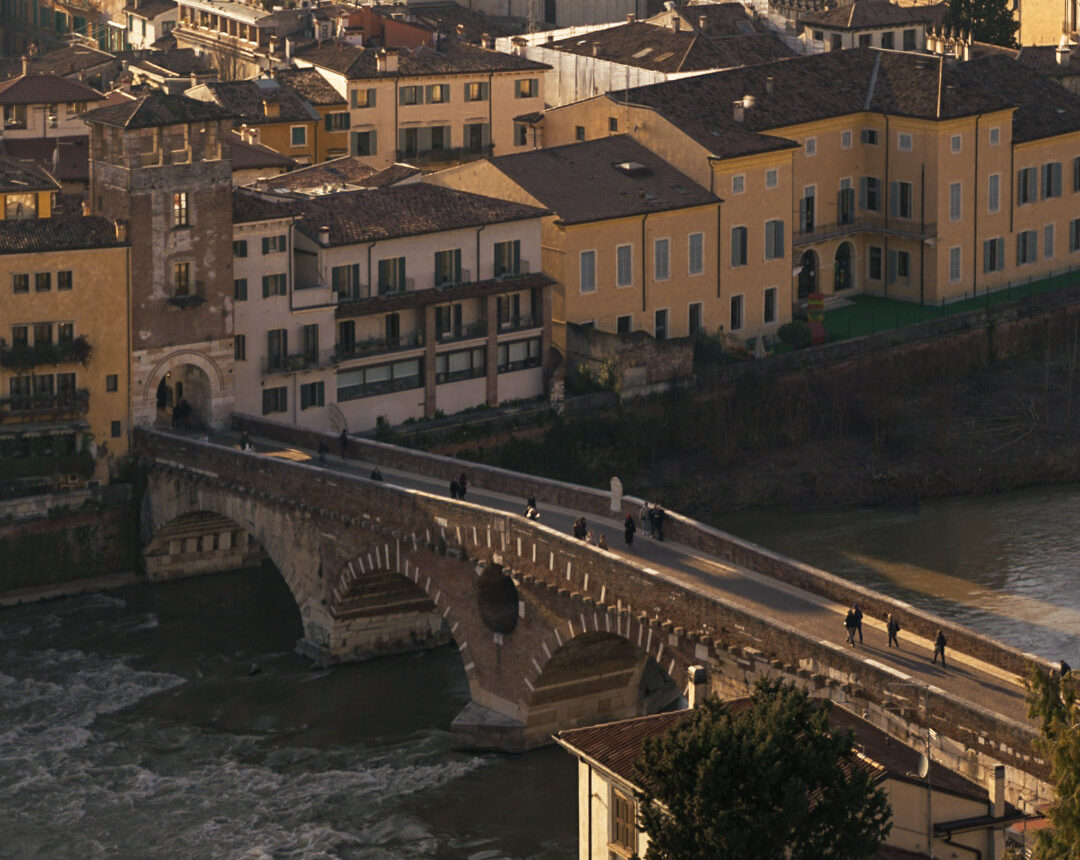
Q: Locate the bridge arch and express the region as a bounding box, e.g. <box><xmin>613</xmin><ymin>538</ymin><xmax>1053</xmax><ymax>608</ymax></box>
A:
<box><xmin>138</xmin><ymin>349</ymin><xmax>231</xmax><ymax>430</ymax></box>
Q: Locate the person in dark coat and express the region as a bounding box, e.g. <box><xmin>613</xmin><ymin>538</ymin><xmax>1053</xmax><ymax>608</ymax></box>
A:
<box><xmin>370</xmin><ymin>467</ymin><xmax>382</xmax><ymax>481</ymax></box>
<box><xmin>458</xmin><ymin>473</ymin><xmax>468</xmax><ymax>500</ymax></box>
<box><xmin>886</xmin><ymin>613</ymin><xmax>901</xmax><ymax>648</ymax></box>
<box><xmin>340</xmin><ymin>428</ymin><xmax>349</xmax><ymax>460</ymax></box>
<box><xmin>624</xmin><ymin>514</ymin><xmax>636</xmax><ymax>546</ymax></box>
<box><xmin>852</xmin><ymin>603</ymin><xmax>863</xmax><ymax>644</ymax></box>
<box><xmin>317</xmin><ymin>441</ymin><xmax>328</xmax><ymax>466</ymax></box>
<box><xmin>526</xmin><ymin>492</ymin><xmax>536</xmax><ymax>511</ymax></box>
<box><xmin>572</xmin><ymin>517</ymin><xmax>587</xmax><ymax>540</ymax></box>
<box><xmin>844</xmin><ymin>609</ymin><xmax>858</xmax><ymax>646</ymax></box>
<box><xmin>239</xmin><ymin>430</ymin><xmax>252</xmax><ymax>452</ymax></box>
<box><xmin>651</xmin><ymin>505</ymin><xmax>666</xmax><ymax>542</ymax></box>
<box><xmin>932</xmin><ymin>630</ymin><xmax>947</xmax><ymax>667</ymax></box>
<box><xmin>450</xmin><ymin>479</ymin><xmax>461</xmax><ymax>500</ymax></box>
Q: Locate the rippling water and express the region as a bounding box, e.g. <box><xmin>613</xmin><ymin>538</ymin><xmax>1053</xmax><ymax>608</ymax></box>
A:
<box><xmin>0</xmin><ymin>566</ymin><xmax>576</xmax><ymax>859</ymax></box>
<box><xmin>716</xmin><ymin>483</ymin><xmax>1080</xmax><ymax>664</ymax></box>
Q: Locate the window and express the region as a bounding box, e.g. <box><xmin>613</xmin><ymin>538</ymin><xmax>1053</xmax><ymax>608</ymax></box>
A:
<box><xmin>654</xmin><ymin>238</ymin><xmax>670</xmax><ymax>280</ymax></box>
<box><xmin>989</xmin><ymin>126</ymin><xmax>1000</xmax><ymax>145</ymax></box>
<box><xmin>425</xmin><ymin>84</ymin><xmax>450</xmax><ymax>104</ymax></box>
<box><xmin>352</xmin><ymin>130</ymin><xmax>377</xmax><ymax>156</ymax></box>
<box><xmin>616</xmin><ymin>315</ymin><xmax>631</xmax><ymax>334</ymax></box>
<box><xmin>290</xmin><ymin>125</ymin><xmax>307</xmax><ymax>147</ymax></box>
<box><xmin>399</xmin><ymin>85</ymin><xmax>423</xmax><ymax>105</ymax></box>
<box><xmin>12</xmin><ymin>273</ymin><xmax>28</xmax><ymax>294</ymax></box>
<box><xmin>111</xmin><ymin>420</ymin><xmax>122</xmax><ymax>438</ymax></box>
<box><xmin>435</xmin><ymin>347</ymin><xmax>486</xmax><ymax>384</ymax></box>
<box><xmin>805</xmin><ymin>136</ymin><xmax>816</xmax><ymax>156</ymax></box>
<box><xmin>890</xmin><ymin>181</ymin><xmax>913</xmax><ymax>219</ymax></box>
<box><xmin>608</xmin><ymin>116</ymin><xmax>618</xmax><ymax>132</ymax></box>
<box><xmin>949</xmin><ymin>182</ymin><xmax>962</xmax><ymax>221</ymax></box>
<box><xmin>300</xmin><ymin>381</ymin><xmax>325</xmax><ymax>409</ymax></box>
<box><xmin>233</xmin><ymin>239</ymin><xmax>247</xmax><ymax>257</ymax></box>
<box><xmin>897</xmin><ymin>132</ymin><xmax>912</xmax><ymax>152</ymax></box>
<box><xmin>764</xmin><ymin>220</ymin><xmax>784</xmax><ymax>260</ymax></box>
<box><xmin>234</xmin><ymin>334</ymin><xmax>245</xmax><ymax>360</ymax></box>
<box><xmin>301</xmin><ymin>323</ymin><xmax>319</xmax><ymax>362</ymax></box>
<box><xmin>765</xmin><ymin>169</ymin><xmax>778</xmax><ymax>188</ymax></box>
<box><xmin>764</xmin><ymin>286</ymin><xmax>777</xmax><ymax>324</ymax></box>
<box><xmin>106</xmin><ymin>374</ymin><xmax>118</xmax><ymax>392</ymax></box>
<box><xmin>861</xmin><ymin>128</ymin><xmax>878</xmax><ymax>145</ymax></box>
<box><xmin>1042</xmin><ymin>162</ymin><xmax>1063</xmax><ymax>199</ymax></box>
<box><xmin>800</xmin><ymin>186</ymin><xmax>815</xmax><ymax>232</ymax></box>
<box><xmin>515</xmin><ymin>78</ymin><xmax>538</xmax><ymax>98</ymax></box>
<box><xmin>434</xmin><ymin>249</ymin><xmax>463</xmax><ymax>286</ymax></box>
<box><xmin>173</xmin><ymin>262</ymin><xmax>190</xmax><ymax>296</ymax></box>
<box><xmin>234</xmin><ymin>278</ymin><xmax>247</xmax><ymax>300</ymax></box>
<box><xmin>579</xmin><ymin>250</ymin><xmax>596</xmax><ymax>293</ymax></box>
<box><xmin>1017</xmin><ymin>230</ymin><xmax>1038</xmax><ymax>264</ymax></box>
<box><xmin>58</xmin><ymin>322</ymin><xmax>73</xmax><ymax>342</ymax></box>
<box><xmin>332</xmin><ymin>264</ymin><xmax>364</xmax><ymax>299</ymax></box>
<box><xmin>654</xmin><ymin>308</ymin><xmax>668</xmax><ymax>340</ymax></box>
<box><xmin>841</xmin><ymin>129</ymin><xmax>852</xmax><ymax>148</ymax></box>
<box><xmin>1073</xmin><ymin>218</ymin><xmax>1080</xmax><ymax>252</ymax></box>
<box><xmin>11</xmin><ymin>326</ymin><xmax>27</xmax><ymax>347</ymax></box>
<box><xmin>858</xmin><ymin>33</ymin><xmax>872</xmax><ymax>47</ymax></box>
<box><xmin>514</xmin><ymin>121</ymin><xmax>528</xmax><ymax>146</ymax></box>
<box><xmin>324</xmin><ymin>112</ymin><xmax>349</xmax><ymax>132</ymax></box>
<box><xmin>351</xmin><ymin>87</ymin><xmax>376</xmax><ymax>108</ymax></box>
<box><xmin>616</xmin><ymin>244</ymin><xmax>633</xmax><ymax>286</ymax></box>
<box><xmin>688</xmin><ymin>233</ymin><xmax>704</xmax><ymax>275</ymax></box>
<box><xmin>338</xmin><ymin>359</ymin><xmax>423</xmax><ymax>399</ymax></box>
<box><xmin>261</xmin><ymin>273</ymin><xmax>287</xmax><ymax>297</ymax></box>
<box><xmin>983</xmin><ymin>237</ymin><xmax>1006</xmax><ymax>272</ymax></box>
<box><xmin>35</xmin><ymin>272</ymin><xmax>51</xmax><ymax>292</ymax></box>
<box><xmin>465</xmin><ymin>122</ymin><xmax>491</xmax><ymax>151</ymax></box>
<box><xmin>838</xmin><ymin>182</ymin><xmax>855</xmax><ymax>224</ymax></box>
<box><xmin>262</xmin><ymin>234</ymin><xmax>287</xmax><ymax>254</ymax></box>
<box><xmin>496</xmin><ymin>338</ymin><xmax>540</xmax><ymax>373</ymax></box>
<box><xmin>951</xmin><ymin>134</ymin><xmax>961</xmax><ymax>154</ymax></box>
<box><xmin>1075</xmin><ymin>157</ymin><xmax>1080</xmax><ymax>193</ymax></box>
<box><xmin>813</xmin><ymin>29</ymin><xmax>824</xmax><ymax>40</ymax></box>
<box><xmin>859</xmin><ymin>176</ymin><xmax>881</xmax><ymax>211</ymax></box>
<box><xmin>262</xmin><ymin>386</ymin><xmax>287</xmax><ymax>414</ymax></box>
<box><xmin>172</xmin><ymin>192</ymin><xmax>189</xmax><ymax>227</ymax></box>
<box><xmin>689</xmin><ymin>302</ymin><xmax>702</xmax><ymax>335</ymax></box>
<box><xmin>731</xmin><ymin>226</ymin><xmax>748</xmax><ymax>267</ymax></box>
<box><xmin>267</xmin><ymin>329</ymin><xmax>287</xmax><ymax>370</ymax></box>
<box><xmin>730</xmin><ymin>294</ymin><xmax>744</xmax><ymax>331</ymax></box>
<box><xmin>494</xmin><ymin>240</ymin><xmax>521</xmax><ymax>277</ymax></box>
<box><xmin>575</xmin><ymin>125</ymin><xmax>585</xmax><ymax>142</ymax></box>
<box><xmin>902</xmin><ymin>28</ymin><xmax>916</xmax><ymax>50</ymax></box>
<box><xmin>887</xmin><ymin>249</ymin><xmax>910</xmax><ymax>283</ymax></box>
<box><xmin>1045</xmin><ymin>224</ymin><xmax>1056</xmax><ymax>259</ymax></box>
<box><xmin>434</xmin><ymin>304</ymin><xmax>462</xmax><ymax>340</ymax></box>
<box><xmin>378</xmin><ymin>257</ymin><xmax>407</xmax><ymax>294</ymax></box>
<box><xmin>949</xmin><ymin>246</ymin><xmax>961</xmax><ymax>282</ymax></box>
<box><xmin>988</xmin><ymin>174</ymin><xmax>1000</xmax><ymax>213</ymax></box>
<box><xmin>732</xmin><ymin>174</ymin><xmax>745</xmax><ymax>194</ymax></box>
<box><xmin>464</xmin><ymin>81</ymin><xmax>488</xmax><ymax>102</ymax></box>
<box><xmin>57</xmin><ymin>271</ymin><xmax>72</xmax><ymax>291</ymax></box>
<box><xmin>1018</xmin><ymin>166</ymin><xmax>1037</xmax><ymax>204</ymax></box>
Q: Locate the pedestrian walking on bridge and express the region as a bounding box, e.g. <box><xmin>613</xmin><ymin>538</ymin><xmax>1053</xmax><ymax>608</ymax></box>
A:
<box><xmin>887</xmin><ymin>613</ymin><xmax>901</xmax><ymax>648</ymax></box>
<box><xmin>624</xmin><ymin>514</ymin><xmax>636</xmax><ymax>546</ymax></box>
<box><xmin>844</xmin><ymin>608</ymin><xmax>858</xmax><ymax>646</ymax></box>
<box><xmin>340</xmin><ymin>428</ymin><xmax>349</xmax><ymax>460</ymax></box>
<box><xmin>852</xmin><ymin>603</ymin><xmax>863</xmax><ymax>644</ymax></box>
<box><xmin>932</xmin><ymin>630</ymin><xmax>947</xmax><ymax>668</ymax></box>
<box><xmin>317</xmin><ymin>441</ymin><xmax>328</xmax><ymax>466</ymax></box>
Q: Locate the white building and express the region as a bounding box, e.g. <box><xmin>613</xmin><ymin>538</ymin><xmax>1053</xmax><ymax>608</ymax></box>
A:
<box><xmin>123</xmin><ymin>0</ymin><xmax>178</xmax><ymax>50</ymax></box>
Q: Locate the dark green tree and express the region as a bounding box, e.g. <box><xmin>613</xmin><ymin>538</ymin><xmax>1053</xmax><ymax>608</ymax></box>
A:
<box><xmin>634</xmin><ymin>680</ymin><xmax>892</xmax><ymax>859</ymax></box>
<box><xmin>1026</xmin><ymin>666</ymin><xmax>1080</xmax><ymax>858</ymax></box>
<box><xmin>944</xmin><ymin>0</ymin><xmax>1018</xmax><ymax>48</ymax></box>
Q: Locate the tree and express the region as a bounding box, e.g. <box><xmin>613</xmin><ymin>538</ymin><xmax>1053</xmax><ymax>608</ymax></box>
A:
<box><xmin>1026</xmin><ymin>666</ymin><xmax>1080</xmax><ymax>858</ymax></box>
<box><xmin>944</xmin><ymin>0</ymin><xmax>1018</xmax><ymax>48</ymax></box>
<box><xmin>634</xmin><ymin>680</ymin><xmax>892</xmax><ymax>859</ymax></box>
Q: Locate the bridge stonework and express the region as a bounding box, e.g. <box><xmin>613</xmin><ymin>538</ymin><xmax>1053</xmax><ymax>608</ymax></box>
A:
<box><xmin>137</xmin><ymin>431</ymin><xmax>1054</xmax><ymax>810</ymax></box>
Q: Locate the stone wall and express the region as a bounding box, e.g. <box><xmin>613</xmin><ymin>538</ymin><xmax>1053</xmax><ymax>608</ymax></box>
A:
<box><xmin>566</xmin><ymin>323</ymin><xmax>694</xmax><ymax>397</ymax></box>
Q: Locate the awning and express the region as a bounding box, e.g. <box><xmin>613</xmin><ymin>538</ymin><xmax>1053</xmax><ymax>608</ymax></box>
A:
<box><xmin>0</xmin><ymin>419</ymin><xmax>90</xmax><ymax>440</ymax></box>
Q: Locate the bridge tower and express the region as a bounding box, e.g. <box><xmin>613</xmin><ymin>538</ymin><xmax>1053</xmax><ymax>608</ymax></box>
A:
<box><xmin>84</xmin><ymin>93</ymin><xmax>236</xmax><ymax>431</ymax></box>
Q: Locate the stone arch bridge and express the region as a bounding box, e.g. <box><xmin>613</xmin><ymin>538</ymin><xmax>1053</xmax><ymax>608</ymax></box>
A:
<box><xmin>136</xmin><ymin>430</ymin><xmax>1050</xmax><ymax>807</ymax></box>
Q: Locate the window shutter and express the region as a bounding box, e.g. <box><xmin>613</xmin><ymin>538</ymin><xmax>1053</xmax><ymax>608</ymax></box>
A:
<box><xmin>1053</xmin><ymin>162</ymin><xmax>1063</xmax><ymax>197</ymax></box>
<box><xmin>859</xmin><ymin>177</ymin><xmax>868</xmax><ymax>210</ymax></box>
<box><xmin>996</xmin><ymin>238</ymin><xmax>1004</xmax><ymax>267</ymax></box>
<box><xmin>262</xmin><ymin>237</ymin><xmax>270</xmax><ymax>254</ymax></box>
<box><xmin>1074</xmin><ymin>156</ymin><xmax>1080</xmax><ymax>192</ymax></box>
<box><xmin>325</xmin><ymin>114</ymin><xmax>332</xmax><ymax>132</ymax></box>
<box><xmin>983</xmin><ymin>240</ymin><xmax>991</xmax><ymax>273</ymax></box>
<box><xmin>731</xmin><ymin>228</ymin><xmax>740</xmax><ymax>264</ymax></box>
<box><xmin>887</xmin><ymin>249</ymin><xmax>897</xmax><ymax>283</ymax></box>
<box><xmin>764</xmin><ymin>223</ymin><xmax>774</xmax><ymax>260</ymax></box>
<box><xmin>889</xmin><ymin>182</ymin><xmax>900</xmax><ymax>217</ymax></box>
<box><xmin>262</xmin><ymin>275</ymin><xmax>270</xmax><ymax>298</ymax></box>
<box><xmin>798</xmin><ymin>198</ymin><xmax>807</xmax><ymax>231</ymax></box>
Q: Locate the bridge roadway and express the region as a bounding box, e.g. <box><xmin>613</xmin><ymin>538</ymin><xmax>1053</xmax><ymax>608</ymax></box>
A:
<box><xmin>192</xmin><ymin>427</ymin><xmax>1032</xmax><ymax>728</ymax></box>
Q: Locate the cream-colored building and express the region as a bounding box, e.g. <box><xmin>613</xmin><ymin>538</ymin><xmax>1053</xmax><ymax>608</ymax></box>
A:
<box><xmin>231</xmin><ymin>184</ymin><xmax>553</xmax><ymax>433</ymax></box>
<box><xmin>540</xmin><ymin>47</ymin><xmax>1080</xmax><ymax>313</ymax></box>
<box><xmin>798</xmin><ymin>0</ymin><xmax>944</xmax><ymax>53</ymax></box>
<box><xmin>429</xmin><ymin>136</ymin><xmax>734</xmax><ymax>347</ymax></box>
<box><xmin>0</xmin><ymin>65</ymin><xmax>103</xmax><ymax>140</ymax></box>
<box><xmin>556</xmin><ymin>690</ymin><xmax>1024</xmax><ymax>860</ymax></box>
<box><xmin>292</xmin><ymin>39</ymin><xmax>550</xmax><ymax>170</ymax></box>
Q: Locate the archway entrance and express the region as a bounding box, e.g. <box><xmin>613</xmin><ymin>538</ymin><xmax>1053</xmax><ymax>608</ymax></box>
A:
<box><xmin>797</xmin><ymin>250</ymin><xmax>818</xmax><ymax>299</ymax></box>
<box><xmin>834</xmin><ymin>242</ymin><xmax>853</xmax><ymax>292</ymax></box>
<box><xmin>155</xmin><ymin>363</ymin><xmax>212</xmax><ymax>429</ymax></box>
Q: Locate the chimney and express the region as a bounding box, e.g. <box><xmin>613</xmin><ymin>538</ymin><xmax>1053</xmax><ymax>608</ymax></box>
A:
<box><xmin>671</xmin><ymin>16</ymin><xmax>681</xmax><ymax>33</ymax></box>
<box><xmin>21</xmin><ymin>55</ymin><xmax>29</xmax><ymax>76</ymax></box>
<box><xmin>962</xmin><ymin>40</ymin><xmax>971</xmax><ymax>61</ymax></box>
<box><xmin>481</xmin><ymin>32</ymin><xmax>495</xmax><ymax>49</ymax></box>
<box><xmin>742</xmin><ymin>93</ymin><xmax>755</xmax><ymax>108</ymax></box>
<box><xmin>376</xmin><ymin>48</ymin><xmax>398</xmax><ymax>73</ymax></box>
<box><xmin>114</xmin><ymin>219</ymin><xmax>128</xmax><ymax>242</ymax></box>
<box><xmin>733</xmin><ymin>99</ymin><xmax>744</xmax><ymax>122</ymax></box>
<box><xmin>592</xmin><ymin>43</ymin><xmax>598</xmax><ymax>56</ymax></box>
<box><xmin>993</xmin><ymin>765</ymin><xmax>1005</xmax><ymax>818</ymax></box>
<box><xmin>766</xmin><ymin>75</ymin><xmax>774</xmax><ymax>95</ymax></box>
<box><xmin>261</xmin><ymin>98</ymin><xmax>279</xmax><ymax>118</ymax></box>
<box><xmin>627</xmin><ymin>12</ymin><xmax>636</xmax><ymax>22</ymax></box>
<box><xmin>687</xmin><ymin>665</ymin><xmax>707</xmax><ymax>708</ymax></box>
<box><xmin>1057</xmin><ymin>35</ymin><xmax>1071</xmax><ymax>65</ymax></box>
<box><xmin>318</xmin><ymin>225</ymin><xmax>330</xmax><ymax>246</ymax></box>
<box><xmin>698</xmin><ymin>14</ymin><xmax>707</xmax><ymax>30</ymax></box>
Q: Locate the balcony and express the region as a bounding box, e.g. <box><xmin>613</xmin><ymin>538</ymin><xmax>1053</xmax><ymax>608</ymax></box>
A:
<box><xmin>436</xmin><ymin>321</ymin><xmax>487</xmax><ymax>344</ymax></box>
<box><xmin>0</xmin><ymin>389</ymin><xmax>90</xmax><ymax>424</ymax></box>
<box><xmin>497</xmin><ymin>315</ymin><xmax>540</xmax><ymax>334</ymax></box>
<box><xmin>395</xmin><ymin>145</ymin><xmax>493</xmax><ymax>166</ymax></box>
<box><xmin>0</xmin><ymin>336</ymin><xmax>92</xmax><ymax>371</ymax></box>
<box><xmin>335</xmin><ymin>332</ymin><xmax>424</xmax><ymax>362</ymax></box>
<box><xmin>794</xmin><ymin>216</ymin><xmax>937</xmax><ymax>248</ymax></box>
<box><xmin>494</xmin><ymin>260</ymin><xmax>532</xmax><ymax>280</ymax></box>
<box><xmin>434</xmin><ymin>269</ymin><xmax>472</xmax><ymax>289</ymax></box>
<box><xmin>262</xmin><ymin>347</ymin><xmax>337</xmax><ymax>375</ymax></box>
<box><xmin>376</xmin><ymin>277</ymin><xmax>415</xmax><ymax>297</ymax></box>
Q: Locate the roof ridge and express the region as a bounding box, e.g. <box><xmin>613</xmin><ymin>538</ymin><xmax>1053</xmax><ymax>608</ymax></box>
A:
<box><xmin>676</xmin><ymin>32</ymin><xmax>700</xmax><ymax>72</ymax></box>
<box><xmin>863</xmin><ymin>50</ymin><xmax>881</xmax><ymax>110</ymax></box>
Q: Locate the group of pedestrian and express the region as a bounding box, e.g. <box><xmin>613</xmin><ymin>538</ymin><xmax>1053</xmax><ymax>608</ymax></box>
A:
<box><xmin>639</xmin><ymin>502</ymin><xmax>667</xmax><ymax>542</ymax></box>
<box><xmin>171</xmin><ymin>398</ymin><xmax>192</xmax><ymax>429</ymax></box>
<box><xmin>843</xmin><ymin>604</ymin><xmax>864</xmax><ymax>646</ymax></box>
<box><xmin>842</xmin><ymin>603</ymin><xmax>951</xmax><ymax>669</ymax></box>
<box><xmin>449</xmin><ymin>473</ymin><xmax>469</xmax><ymax>500</ymax></box>
<box><xmin>239</xmin><ymin>430</ymin><xmax>253</xmax><ymax>452</ymax></box>
<box><xmin>524</xmin><ymin>492</ymin><xmax>540</xmax><ymax>520</ymax></box>
<box><xmin>572</xmin><ymin>517</ymin><xmax>588</xmax><ymax>540</ymax></box>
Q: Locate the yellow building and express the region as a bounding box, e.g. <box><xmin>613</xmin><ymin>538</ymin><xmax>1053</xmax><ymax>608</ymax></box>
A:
<box><xmin>0</xmin><ymin>155</ymin><xmax>60</xmax><ymax>221</ymax></box>
<box><xmin>0</xmin><ymin>216</ymin><xmax>130</xmax><ymax>488</ymax></box>
<box><xmin>540</xmin><ymin>48</ymin><xmax>1080</xmax><ymax>314</ymax></box>
<box><xmin>293</xmin><ymin>39</ymin><xmax>550</xmax><ymax>170</ymax></box>
<box><xmin>430</xmin><ymin>136</ymin><xmax>727</xmax><ymax>347</ymax></box>
<box><xmin>274</xmin><ymin>68</ymin><xmax>351</xmax><ymax>163</ymax></box>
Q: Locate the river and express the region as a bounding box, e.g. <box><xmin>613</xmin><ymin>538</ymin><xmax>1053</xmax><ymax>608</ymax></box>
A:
<box><xmin>0</xmin><ymin>563</ymin><xmax>577</xmax><ymax>859</ymax></box>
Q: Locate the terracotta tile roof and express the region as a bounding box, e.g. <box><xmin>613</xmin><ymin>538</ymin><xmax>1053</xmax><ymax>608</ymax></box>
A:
<box><xmin>0</xmin><ymin>136</ymin><xmax>89</xmax><ymax>183</ymax></box>
<box><xmin>295</xmin><ymin>37</ymin><xmax>549</xmax><ymax>79</ymax></box>
<box><xmin>799</xmin><ymin>0</ymin><xmax>946</xmax><ymax>30</ymax></box>
<box><xmin>0</xmin><ymin>45</ymin><xmax>117</xmax><ymax>79</ymax></box>
<box><xmin>375</xmin><ymin>2</ymin><xmax>527</xmax><ymax>42</ymax></box>
<box><xmin>81</xmin><ymin>92</ymin><xmax>235</xmax><ymax>128</ymax></box>
<box><xmin>228</xmin><ymin>132</ymin><xmax>297</xmax><ymax>170</ymax></box>
<box><xmin>0</xmin><ymin>154</ymin><xmax>61</xmax><ymax>194</ymax></box>
<box><xmin>0</xmin><ymin>74</ymin><xmax>104</xmax><ymax>106</ymax></box>
<box><xmin>126</xmin><ymin>48</ymin><xmax>214</xmax><ymax>77</ymax></box>
<box><xmin>290</xmin><ymin>183</ymin><xmax>548</xmax><ymax>245</ymax></box>
<box><xmin>186</xmin><ymin>80</ymin><xmax>320</xmax><ymax>125</ymax></box>
<box><xmin>362</xmin><ymin>163</ymin><xmax>422</xmax><ymax>187</ymax></box>
<box><xmin>555</xmin><ymin>710</ymin><xmax>690</xmax><ymax>786</ymax></box>
<box><xmin>273</xmin><ymin>68</ymin><xmax>346</xmax><ymax>105</ymax></box>
<box><xmin>483</xmin><ymin>135</ymin><xmax>718</xmax><ymax>224</ymax></box>
<box><xmin>0</xmin><ymin>216</ymin><xmax>121</xmax><ymax>254</ymax></box>
<box><xmin>122</xmin><ymin>0</ymin><xmax>177</xmax><ymax>17</ymax></box>
<box><xmin>232</xmin><ymin>187</ymin><xmax>302</xmax><ymax>223</ymax></box>
<box><xmin>254</xmin><ymin>155</ymin><xmax>377</xmax><ymax>192</ymax></box>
